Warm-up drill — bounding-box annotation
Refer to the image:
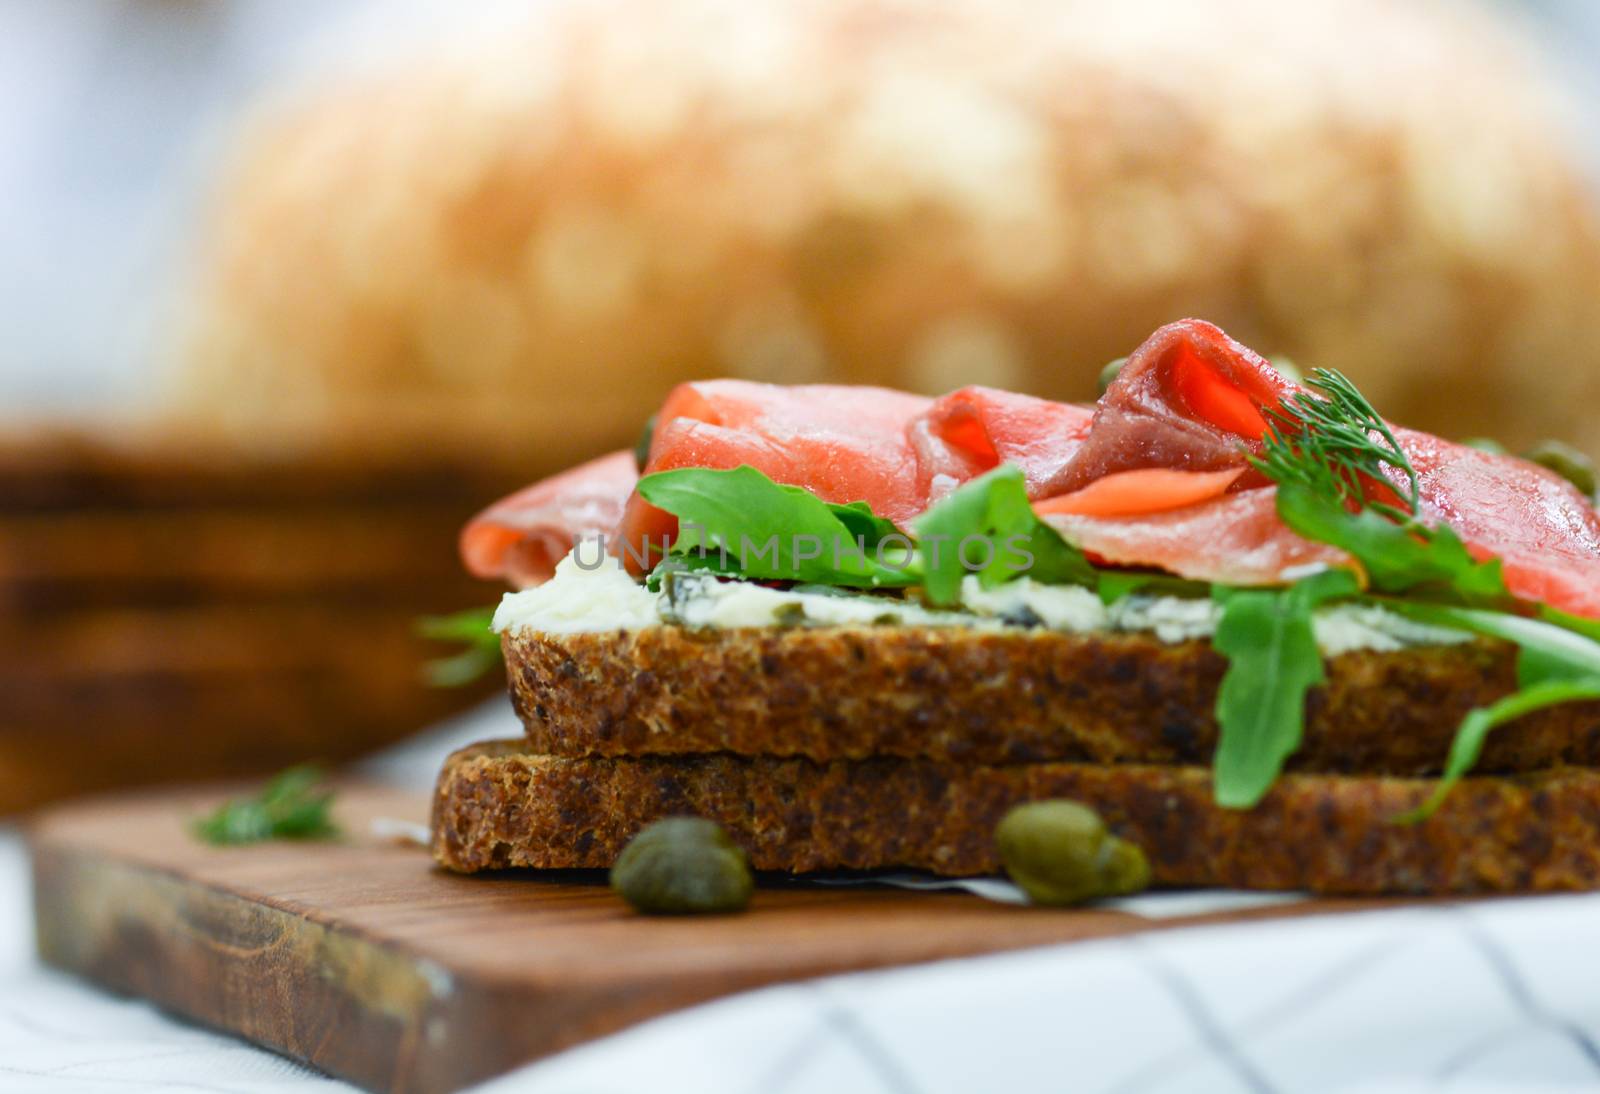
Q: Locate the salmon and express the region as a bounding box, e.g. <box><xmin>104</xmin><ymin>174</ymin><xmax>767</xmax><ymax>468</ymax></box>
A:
<box><xmin>1045</xmin><ymin>319</ymin><xmax>1291</xmax><ymax>497</ymax></box>
<box><xmin>1042</xmin><ymin>319</ymin><xmax>1600</xmax><ymax>615</ymax></box>
<box><xmin>460</xmin><ymin>449</ymin><xmax>638</xmax><ymax>587</ymax></box>
<box><xmin>1405</xmin><ymin>430</ymin><xmax>1600</xmax><ymax>618</ymax></box>
<box><xmin>617</xmin><ymin>381</ymin><xmax>935</xmax><ymax>565</ymax></box>
<box><xmin>909</xmin><ymin>386</ymin><xmax>1093</xmax><ymax>503</ymax></box>
<box><xmin>460</xmin><ymin>318</ymin><xmax>1600</xmax><ymax>619</ymax></box>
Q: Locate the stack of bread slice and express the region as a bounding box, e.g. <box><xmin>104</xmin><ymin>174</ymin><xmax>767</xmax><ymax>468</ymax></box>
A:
<box><xmin>430</xmin><ymin>624</ymin><xmax>1600</xmax><ymax>895</ymax></box>
<box><xmin>0</xmin><ymin>433</ymin><xmax>516</xmax><ymax>813</ymax></box>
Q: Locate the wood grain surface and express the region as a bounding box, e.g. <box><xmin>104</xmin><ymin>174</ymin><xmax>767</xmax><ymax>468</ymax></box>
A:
<box><xmin>27</xmin><ymin>782</ymin><xmax>1401</xmax><ymax>1093</ymax></box>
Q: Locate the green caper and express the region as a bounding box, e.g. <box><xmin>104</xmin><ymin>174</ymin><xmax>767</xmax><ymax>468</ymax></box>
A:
<box><xmin>995</xmin><ymin>800</ymin><xmax>1150</xmax><ymax>906</ymax></box>
<box><xmin>610</xmin><ymin>817</ymin><xmax>754</xmax><ymax>915</ymax></box>
<box><xmin>1267</xmin><ymin>356</ymin><xmax>1303</xmax><ymax>384</ymax></box>
<box><xmin>1521</xmin><ymin>439</ymin><xmax>1597</xmax><ymax>500</ymax></box>
<box><xmin>1097</xmin><ymin>358</ymin><xmax>1127</xmax><ymax>395</ymax></box>
<box><xmin>773</xmin><ymin>602</ymin><xmax>808</xmax><ymax>627</ymax></box>
<box><xmin>1461</xmin><ymin>436</ymin><xmax>1508</xmax><ymax>456</ymax></box>
<box><xmin>632</xmin><ymin>414</ymin><xmax>658</xmax><ymax>471</ymax></box>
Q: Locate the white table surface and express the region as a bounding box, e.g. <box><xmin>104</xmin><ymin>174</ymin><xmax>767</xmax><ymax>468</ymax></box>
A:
<box><xmin>5</xmin><ymin>702</ymin><xmax>1600</xmax><ymax>1094</ymax></box>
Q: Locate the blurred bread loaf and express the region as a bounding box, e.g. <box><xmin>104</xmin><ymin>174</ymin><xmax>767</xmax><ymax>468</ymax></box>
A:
<box><xmin>176</xmin><ymin>0</ymin><xmax>1600</xmax><ymax>464</ymax></box>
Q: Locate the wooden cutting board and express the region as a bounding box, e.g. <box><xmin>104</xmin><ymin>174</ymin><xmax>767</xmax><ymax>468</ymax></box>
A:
<box><xmin>29</xmin><ymin>782</ymin><xmax>1391</xmax><ymax>1094</ymax></box>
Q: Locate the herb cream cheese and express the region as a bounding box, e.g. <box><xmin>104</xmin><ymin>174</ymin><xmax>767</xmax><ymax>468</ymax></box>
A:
<box><xmin>493</xmin><ymin>552</ymin><xmax>1469</xmax><ymax>654</ymax></box>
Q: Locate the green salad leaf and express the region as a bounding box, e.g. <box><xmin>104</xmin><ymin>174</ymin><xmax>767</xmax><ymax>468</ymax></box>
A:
<box><xmin>637</xmin><ymin>465</ymin><xmax>913</xmax><ymax>587</ymax></box>
<box><xmin>637</xmin><ymin>463</ymin><xmax>1093</xmax><ymax>605</ymax></box>
<box><xmin>913</xmin><ymin>466</ymin><xmax>1095</xmax><ymax>606</ymax></box>
<box><xmin>417</xmin><ymin>607</ymin><xmax>502</xmax><ymax>686</ymax></box>
<box><xmin>192</xmin><ymin>765</ymin><xmax>339</xmax><ymax>846</ymax></box>
<box><xmin>1381</xmin><ymin>601</ymin><xmax>1600</xmax><ymax>684</ymax></box>
<box><xmin>1395</xmin><ymin>678</ymin><xmax>1600</xmax><ymax>823</ymax></box>
<box><xmin>1374</xmin><ymin>599</ymin><xmax>1600</xmax><ymax>819</ymax></box>
<box><xmin>1273</xmin><ymin>484</ymin><xmax>1509</xmax><ymax>608</ymax></box>
<box><xmin>1210</xmin><ymin>569</ymin><xmax>1359</xmax><ymax>809</ymax></box>
<box><xmin>1095</xmin><ymin>570</ymin><xmax>1211</xmax><ymax>606</ymax></box>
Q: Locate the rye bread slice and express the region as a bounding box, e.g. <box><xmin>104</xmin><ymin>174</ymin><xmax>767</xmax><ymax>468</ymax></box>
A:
<box><xmin>431</xmin><ymin>740</ymin><xmax>1600</xmax><ymax>895</ymax></box>
<box><xmin>503</xmin><ymin>626</ymin><xmax>1600</xmax><ymax>774</ymax></box>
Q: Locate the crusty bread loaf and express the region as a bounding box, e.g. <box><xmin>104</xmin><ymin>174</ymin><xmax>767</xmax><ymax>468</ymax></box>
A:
<box><xmin>430</xmin><ymin>741</ymin><xmax>1600</xmax><ymax>894</ymax></box>
<box><xmin>504</xmin><ymin>626</ymin><xmax>1600</xmax><ymax>775</ymax></box>
<box><xmin>176</xmin><ymin>0</ymin><xmax>1600</xmax><ymax>463</ymax></box>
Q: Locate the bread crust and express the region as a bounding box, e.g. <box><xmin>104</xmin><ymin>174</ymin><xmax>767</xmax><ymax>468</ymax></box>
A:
<box><xmin>430</xmin><ymin>741</ymin><xmax>1600</xmax><ymax>895</ymax></box>
<box><xmin>504</xmin><ymin>626</ymin><xmax>1600</xmax><ymax>774</ymax></box>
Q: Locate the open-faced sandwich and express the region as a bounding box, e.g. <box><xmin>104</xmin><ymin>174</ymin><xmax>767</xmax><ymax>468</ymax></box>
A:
<box><xmin>432</xmin><ymin>319</ymin><xmax>1600</xmax><ymax>899</ymax></box>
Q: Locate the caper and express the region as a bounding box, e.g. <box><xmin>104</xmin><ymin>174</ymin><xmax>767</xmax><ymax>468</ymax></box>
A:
<box><xmin>995</xmin><ymin>800</ymin><xmax>1151</xmax><ymax>906</ymax></box>
<box><xmin>610</xmin><ymin>817</ymin><xmax>754</xmax><ymax>915</ymax></box>
<box><xmin>773</xmin><ymin>602</ymin><xmax>808</xmax><ymax>627</ymax></box>
<box><xmin>1267</xmin><ymin>356</ymin><xmax>1303</xmax><ymax>384</ymax></box>
<box><xmin>1097</xmin><ymin>358</ymin><xmax>1127</xmax><ymax>395</ymax></box>
<box><xmin>633</xmin><ymin>414</ymin><xmax>658</xmax><ymax>471</ymax></box>
<box><xmin>1461</xmin><ymin>436</ymin><xmax>1507</xmax><ymax>456</ymax></box>
<box><xmin>1521</xmin><ymin>439</ymin><xmax>1597</xmax><ymax>500</ymax></box>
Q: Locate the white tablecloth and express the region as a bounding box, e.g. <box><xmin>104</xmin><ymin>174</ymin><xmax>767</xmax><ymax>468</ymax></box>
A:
<box><xmin>5</xmin><ymin>703</ymin><xmax>1600</xmax><ymax>1094</ymax></box>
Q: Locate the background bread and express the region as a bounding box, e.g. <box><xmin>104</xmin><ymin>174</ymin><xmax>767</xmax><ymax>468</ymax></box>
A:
<box><xmin>176</xmin><ymin>0</ymin><xmax>1600</xmax><ymax>467</ymax></box>
<box><xmin>0</xmin><ymin>433</ymin><xmax>512</xmax><ymax>813</ymax></box>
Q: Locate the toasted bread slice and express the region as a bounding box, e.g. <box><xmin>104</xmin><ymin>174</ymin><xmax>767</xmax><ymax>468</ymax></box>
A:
<box><xmin>504</xmin><ymin>627</ymin><xmax>1600</xmax><ymax>775</ymax></box>
<box><xmin>431</xmin><ymin>740</ymin><xmax>1600</xmax><ymax>895</ymax></box>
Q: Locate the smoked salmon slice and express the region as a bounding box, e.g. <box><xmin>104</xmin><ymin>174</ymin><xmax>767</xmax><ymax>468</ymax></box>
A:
<box><xmin>909</xmin><ymin>386</ymin><xmax>1093</xmax><ymax>503</ymax></box>
<box><xmin>1044</xmin><ymin>319</ymin><xmax>1291</xmax><ymax>498</ymax></box>
<box><xmin>460</xmin><ymin>317</ymin><xmax>1600</xmax><ymax>619</ymax></box>
<box><xmin>460</xmin><ymin>449</ymin><xmax>638</xmax><ymax>587</ymax></box>
<box><xmin>1040</xmin><ymin>319</ymin><xmax>1600</xmax><ymax>614</ymax></box>
<box><xmin>617</xmin><ymin>381</ymin><xmax>934</xmax><ymax>566</ymax></box>
<box><xmin>1404</xmin><ymin>429</ymin><xmax>1600</xmax><ymax>618</ymax></box>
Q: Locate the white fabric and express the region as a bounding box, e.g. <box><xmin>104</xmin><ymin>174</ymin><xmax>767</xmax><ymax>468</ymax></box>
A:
<box><xmin>480</xmin><ymin>895</ymin><xmax>1600</xmax><ymax>1094</ymax></box>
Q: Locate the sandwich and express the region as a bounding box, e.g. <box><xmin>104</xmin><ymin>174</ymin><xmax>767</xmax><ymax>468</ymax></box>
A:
<box><xmin>431</xmin><ymin>318</ymin><xmax>1600</xmax><ymax>896</ymax></box>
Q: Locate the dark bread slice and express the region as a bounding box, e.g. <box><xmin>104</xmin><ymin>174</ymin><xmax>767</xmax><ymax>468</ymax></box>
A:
<box><xmin>504</xmin><ymin>627</ymin><xmax>1600</xmax><ymax>775</ymax></box>
<box><xmin>431</xmin><ymin>740</ymin><xmax>1600</xmax><ymax>895</ymax></box>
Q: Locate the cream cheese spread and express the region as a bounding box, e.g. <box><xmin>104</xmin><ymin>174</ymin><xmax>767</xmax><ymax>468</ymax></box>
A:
<box><xmin>492</xmin><ymin>551</ymin><xmax>1470</xmax><ymax>653</ymax></box>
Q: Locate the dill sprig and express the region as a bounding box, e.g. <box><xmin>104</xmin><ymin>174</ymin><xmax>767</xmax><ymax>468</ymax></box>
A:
<box><xmin>1252</xmin><ymin>368</ymin><xmax>1419</xmax><ymax>523</ymax></box>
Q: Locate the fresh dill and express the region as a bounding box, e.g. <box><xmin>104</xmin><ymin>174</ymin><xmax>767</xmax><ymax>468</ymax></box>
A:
<box><xmin>1251</xmin><ymin>368</ymin><xmax>1419</xmax><ymax>521</ymax></box>
<box><xmin>1249</xmin><ymin>368</ymin><xmax>1508</xmax><ymax>608</ymax></box>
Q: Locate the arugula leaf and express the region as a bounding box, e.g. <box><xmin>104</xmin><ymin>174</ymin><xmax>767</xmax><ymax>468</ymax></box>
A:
<box><xmin>1538</xmin><ymin>604</ymin><xmax>1600</xmax><ymax>645</ymax></box>
<box><xmin>1371</xmin><ymin>598</ymin><xmax>1600</xmax><ymax>818</ymax></box>
<box><xmin>1273</xmin><ymin>484</ymin><xmax>1510</xmax><ymax>607</ymax></box>
<box><xmin>913</xmin><ymin>466</ymin><xmax>1095</xmax><ymax>607</ymax></box>
<box><xmin>1096</xmin><ymin>570</ymin><xmax>1211</xmax><ymax>606</ymax></box>
<box><xmin>1395</xmin><ymin>678</ymin><xmax>1600</xmax><ymax>823</ymax></box>
<box><xmin>417</xmin><ymin>607</ymin><xmax>502</xmax><ymax>686</ymax></box>
<box><xmin>192</xmin><ymin>765</ymin><xmax>339</xmax><ymax>845</ymax></box>
<box><xmin>1211</xmin><ymin>569</ymin><xmax>1359</xmax><ymax>808</ymax></box>
<box><xmin>638</xmin><ymin>466</ymin><xmax>913</xmax><ymax>587</ymax></box>
<box><xmin>1379</xmin><ymin>600</ymin><xmax>1600</xmax><ymax>684</ymax></box>
<box><xmin>827</xmin><ymin>499</ymin><xmax>902</xmax><ymax>547</ymax></box>
<box><xmin>641</xmin><ymin>464</ymin><xmax>1092</xmax><ymax>603</ymax></box>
